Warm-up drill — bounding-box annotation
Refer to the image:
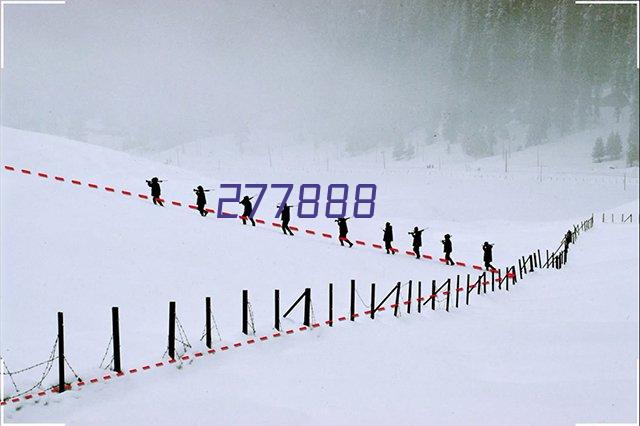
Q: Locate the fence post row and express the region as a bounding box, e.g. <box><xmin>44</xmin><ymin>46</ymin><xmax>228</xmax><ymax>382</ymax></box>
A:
<box><xmin>112</xmin><ymin>306</ymin><xmax>122</xmax><ymax>372</ymax></box>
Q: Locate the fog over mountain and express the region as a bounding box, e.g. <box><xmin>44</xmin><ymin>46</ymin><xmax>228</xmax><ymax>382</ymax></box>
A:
<box><xmin>1</xmin><ymin>0</ymin><xmax>638</xmax><ymax>160</ymax></box>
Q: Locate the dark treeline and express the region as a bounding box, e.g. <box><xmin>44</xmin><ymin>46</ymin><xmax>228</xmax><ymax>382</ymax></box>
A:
<box><xmin>443</xmin><ymin>0</ymin><xmax>638</xmax><ymax>158</ymax></box>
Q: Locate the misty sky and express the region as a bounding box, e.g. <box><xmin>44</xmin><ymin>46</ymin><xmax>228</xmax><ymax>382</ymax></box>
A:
<box><xmin>1</xmin><ymin>1</ymin><xmax>637</xmax><ymax>155</ymax></box>
<box><xmin>2</xmin><ymin>0</ymin><xmax>452</xmax><ymax>150</ymax></box>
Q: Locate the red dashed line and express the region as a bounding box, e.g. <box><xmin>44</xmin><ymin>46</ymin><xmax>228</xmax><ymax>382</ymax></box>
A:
<box><xmin>2</xmin><ymin>164</ymin><xmax>505</xmax><ymax>273</ymax></box>
<box><xmin>286</xmin><ymin>329</ymin><xmax>295</xmax><ymax>334</ymax></box>
<box><xmin>181</xmin><ymin>355</ymin><xmax>190</xmax><ymax>360</ymax></box>
<box><xmin>129</xmin><ymin>368</ymin><xmax>138</xmax><ymax>373</ymax></box>
<box><xmin>247</xmin><ymin>339</ymin><xmax>255</xmax><ymax>344</ymax></box>
<box><xmin>260</xmin><ymin>336</ymin><xmax>269</xmax><ymax>341</ymax></box>
<box><xmin>221</xmin><ymin>346</ymin><xmax>229</xmax><ymax>350</ymax></box>
<box><xmin>155</xmin><ymin>362</ymin><xmax>164</xmax><ymax>367</ymax></box>
<box><xmin>233</xmin><ymin>343</ymin><xmax>242</xmax><ymax>348</ymax></box>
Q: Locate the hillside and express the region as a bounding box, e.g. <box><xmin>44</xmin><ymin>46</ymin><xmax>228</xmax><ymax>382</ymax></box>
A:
<box><xmin>1</xmin><ymin>126</ymin><xmax>638</xmax><ymax>425</ymax></box>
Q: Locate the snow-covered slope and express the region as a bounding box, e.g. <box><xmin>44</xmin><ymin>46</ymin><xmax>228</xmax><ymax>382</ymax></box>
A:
<box><xmin>1</xmin><ymin>127</ymin><xmax>638</xmax><ymax>425</ymax></box>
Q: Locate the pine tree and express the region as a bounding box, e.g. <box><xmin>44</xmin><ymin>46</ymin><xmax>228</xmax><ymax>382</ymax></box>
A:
<box><xmin>592</xmin><ymin>137</ymin><xmax>605</xmax><ymax>163</ymax></box>
<box><xmin>606</xmin><ymin>131</ymin><xmax>623</xmax><ymax>160</ymax></box>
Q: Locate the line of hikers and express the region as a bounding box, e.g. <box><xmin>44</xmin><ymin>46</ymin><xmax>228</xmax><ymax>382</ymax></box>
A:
<box><xmin>335</xmin><ymin>217</ymin><xmax>496</xmax><ymax>270</ymax></box>
<box><xmin>147</xmin><ymin>177</ymin><xmax>573</xmax><ymax>271</ymax></box>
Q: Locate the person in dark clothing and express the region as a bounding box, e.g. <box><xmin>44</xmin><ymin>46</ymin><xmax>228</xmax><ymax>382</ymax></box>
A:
<box><xmin>442</xmin><ymin>234</ymin><xmax>454</xmax><ymax>265</ymax></box>
<box><xmin>193</xmin><ymin>186</ymin><xmax>212</xmax><ymax>217</ymax></box>
<box><xmin>146</xmin><ymin>177</ymin><xmax>164</xmax><ymax>206</ymax></box>
<box><xmin>278</xmin><ymin>203</ymin><xmax>294</xmax><ymax>235</ymax></box>
<box><xmin>240</xmin><ymin>195</ymin><xmax>256</xmax><ymax>226</ymax></box>
<box><xmin>408</xmin><ymin>227</ymin><xmax>424</xmax><ymax>259</ymax></box>
<box><xmin>482</xmin><ymin>242</ymin><xmax>495</xmax><ymax>270</ymax></box>
<box><xmin>335</xmin><ymin>217</ymin><xmax>354</xmax><ymax>247</ymax></box>
<box><xmin>383</xmin><ymin>222</ymin><xmax>395</xmax><ymax>254</ymax></box>
<box><xmin>564</xmin><ymin>229</ymin><xmax>572</xmax><ymax>255</ymax></box>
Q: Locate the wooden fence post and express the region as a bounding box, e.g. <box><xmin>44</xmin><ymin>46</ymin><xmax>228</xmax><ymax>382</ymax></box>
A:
<box><xmin>274</xmin><ymin>289</ymin><xmax>280</xmax><ymax>331</ymax></box>
<box><xmin>329</xmin><ymin>284</ymin><xmax>333</xmax><ymax>327</ymax></box>
<box><xmin>350</xmin><ymin>280</ymin><xmax>356</xmax><ymax>321</ymax></box>
<box><xmin>370</xmin><ymin>283</ymin><xmax>376</xmax><ymax>319</ymax></box>
<box><xmin>417</xmin><ymin>281</ymin><xmax>422</xmax><ymax>313</ymax></box>
<box><xmin>168</xmin><ymin>301</ymin><xmax>176</xmax><ymax>359</ymax></box>
<box><xmin>303</xmin><ymin>288</ymin><xmax>311</xmax><ymax>327</ymax></box>
<box><xmin>465</xmin><ymin>274</ymin><xmax>471</xmax><ymax>305</ymax></box>
<box><xmin>57</xmin><ymin>312</ymin><xmax>65</xmax><ymax>393</ymax></box>
<box><xmin>112</xmin><ymin>307</ymin><xmax>122</xmax><ymax>372</ymax></box>
<box><xmin>445</xmin><ymin>280</ymin><xmax>451</xmax><ymax>312</ymax></box>
<box><xmin>407</xmin><ymin>280</ymin><xmax>412</xmax><ymax>314</ymax></box>
<box><xmin>242</xmin><ymin>290</ymin><xmax>248</xmax><ymax>335</ymax></box>
<box><xmin>431</xmin><ymin>280</ymin><xmax>437</xmax><ymax>311</ymax></box>
<box><xmin>394</xmin><ymin>283</ymin><xmax>401</xmax><ymax>317</ymax></box>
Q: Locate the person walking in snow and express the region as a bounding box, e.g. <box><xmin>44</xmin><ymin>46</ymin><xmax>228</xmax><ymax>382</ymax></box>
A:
<box><xmin>482</xmin><ymin>242</ymin><xmax>495</xmax><ymax>271</ymax></box>
<box><xmin>146</xmin><ymin>177</ymin><xmax>164</xmax><ymax>206</ymax></box>
<box><xmin>193</xmin><ymin>186</ymin><xmax>212</xmax><ymax>217</ymax></box>
<box><xmin>383</xmin><ymin>222</ymin><xmax>395</xmax><ymax>254</ymax></box>
<box><xmin>278</xmin><ymin>203</ymin><xmax>294</xmax><ymax>235</ymax></box>
<box><xmin>408</xmin><ymin>227</ymin><xmax>424</xmax><ymax>259</ymax></box>
<box><xmin>240</xmin><ymin>195</ymin><xmax>255</xmax><ymax>226</ymax></box>
<box><xmin>564</xmin><ymin>229</ymin><xmax>572</xmax><ymax>256</ymax></box>
<box><xmin>441</xmin><ymin>234</ymin><xmax>454</xmax><ymax>265</ymax></box>
<box><xmin>335</xmin><ymin>217</ymin><xmax>354</xmax><ymax>247</ymax></box>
